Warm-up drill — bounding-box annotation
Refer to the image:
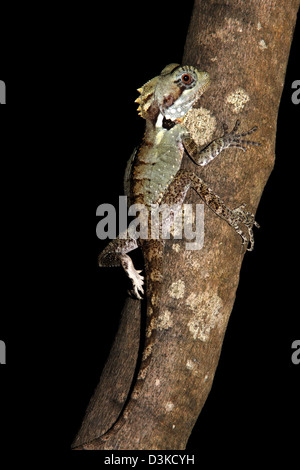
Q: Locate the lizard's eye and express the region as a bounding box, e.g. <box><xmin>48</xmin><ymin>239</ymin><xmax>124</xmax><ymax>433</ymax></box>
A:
<box><xmin>181</xmin><ymin>73</ymin><xmax>193</xmax><ymax>85</ymax></box>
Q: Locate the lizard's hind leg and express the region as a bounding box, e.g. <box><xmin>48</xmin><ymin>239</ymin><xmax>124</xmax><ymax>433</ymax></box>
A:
<box><xmin>98</xmin><ymin>234</ymin><xmax>144</xmax><ymax>299</ymax></box>
<box><xmin>167</xmin><ymin>169</ymin><xmax>259</xmax><ymax>251</ymax></box>
<box><xmin>186</xmin><ymin>169</ymin><xmax>259</xmax><ymax>251</ymax></box>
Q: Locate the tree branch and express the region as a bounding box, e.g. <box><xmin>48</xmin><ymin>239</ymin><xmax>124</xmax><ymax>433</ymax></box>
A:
<box><xmin>73</xmin><ymin>0</ymin><xmax>299</xmax><ymax>450</ymax></box>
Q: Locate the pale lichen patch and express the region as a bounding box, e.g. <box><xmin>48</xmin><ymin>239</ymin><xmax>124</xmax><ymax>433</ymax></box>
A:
<box><xmin>157</xmin><ymin>309</ymin><xmax>173</xmax><ymax>330</ymax></box>
<box><xmin>186</xmin><ymin>291</ymin><xmax>223</xmax><ymax>342</ymax></box>
<box><xmin>185</xmin><ymin>292</ymin><xmax>202</xmax><ymax>313</ymax></box>
<box><xmin>226</xmin><ymin>88</ymin><xmax>250</xmax><ymax>113</ymax></box>
<box><xmin>185</xmin><ymin>250</ymin><xmax>202</xmax><ymax>271</ymax></box>
<box><xmin>183</xmin><ymin>107</ymin><xmax>217</xmax><ymax>146</ymax></box>
<box><xmin>211</xmin><ymin>17</ymin><xmax>243</xmax><ymax>42</ymax></box>
<box><xmin>172</xmin><ymin>243</ymin><xmax>181</xmax><ymax>253</ymax></box>
<box><xmin>169</xmin><ymin>280</ymin><xmax>185</xmax><ymax>299</ymax></box>
<box><xmin>186</xmin><ymin>359</ymin><xmax>195</xmax><ymax>370</ymax></box>
<box><xmin>258</xmin><ymin>39</ymin><xmax>267</xmax><ymax>50</ymax></box>
<box><xmin>257</xmin><ymin>21</ymin><xmax>262</xmax><ymax>30</ymax></box>
<box><xmin>165</xmin><ymin>402</ymin><xmax>174</xmax><ymax>412</ymax></box>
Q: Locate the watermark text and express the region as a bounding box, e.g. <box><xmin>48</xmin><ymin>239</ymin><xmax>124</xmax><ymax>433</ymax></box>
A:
<box><xmin>0</xmin><ymin>80</ymin><xmax>6</xmax><ymax>104</ymax></box>
<box><xmin>291</xmin><ymin>80</ymin><xmax>300</xmax><ymax>105</ymax></box>
<box><xmin>96</xmin><ymin>197</ymin><xmax>204</xmax><ymax>250</ymax></box>
<box><xmin>0</xmin><ymin>340</ymin><xmax>6</xmax><ymax>364</ymax></box>
<box><xmin>291</xmin><ymin>339</ymin><xmax>300</xmax><ymax>365</ymax></box>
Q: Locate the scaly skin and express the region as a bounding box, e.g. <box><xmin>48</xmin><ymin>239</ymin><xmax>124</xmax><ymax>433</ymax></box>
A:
<box><xmin>96</xmin><ymin>63</ymin><xmax>259</xmax><ymax>444</ymax></box>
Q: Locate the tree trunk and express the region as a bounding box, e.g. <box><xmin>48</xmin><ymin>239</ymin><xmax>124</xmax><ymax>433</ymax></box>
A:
<box><xmin>73</xmin><ymin>0</ymin><xmax>299</xmax><ymax>450</ymax></box>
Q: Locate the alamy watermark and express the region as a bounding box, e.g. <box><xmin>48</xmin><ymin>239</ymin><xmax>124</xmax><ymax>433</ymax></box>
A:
<box><xmin>0</xmin><ymin>340</ymin><xmax>6</xmax><ymax>364</ymax></box>
<box><xmin>291</xmin><ymin>80</ymin><xmax>300</xmax><ymax>105</ymax></box>
<box><xmin>96</xmin><ymin>196</ymin><xmax>204</xmax><ymax>250</ymax></box>
<box><xmin>291</xmin><ymin>340</ymin><xmax>300</xmax><ymax>365</ymax></box>
<box><xmin>0</xmin><ymin>80</ymin><xmax>6</xmax><ymax>104</ymax></box>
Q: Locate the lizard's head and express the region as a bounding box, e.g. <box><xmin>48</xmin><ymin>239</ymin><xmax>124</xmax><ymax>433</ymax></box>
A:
<box><xmin>135</xmin><ymin>64</ymin><xmax>210</xmax><ymax>123</ymax></box>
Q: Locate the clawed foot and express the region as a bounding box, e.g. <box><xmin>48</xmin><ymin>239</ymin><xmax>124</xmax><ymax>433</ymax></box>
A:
<box><xmin>231</xmin><ymin>203</ymin><xmax>260</xmax><ymax>251</ymax></box>
<box><xmin>223</xmin><ymin>119</ymin><xmax>261</xmax><ymax>152</ymax></box>
<box><xmin>128</xmin><ymin>269</ymin><xmax>144</xmax><ymax>300</ymax></box>
<box><xmin>121</xmin><ymin>255</ymin><xmax>144</xmax><ymax>299</ymax></box>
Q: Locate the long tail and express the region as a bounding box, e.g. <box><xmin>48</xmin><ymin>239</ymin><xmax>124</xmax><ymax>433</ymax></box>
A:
<box><xmin>95</xmin><ymin>239</ymin><xmax>164</xmax><ymax>444</ymax></box>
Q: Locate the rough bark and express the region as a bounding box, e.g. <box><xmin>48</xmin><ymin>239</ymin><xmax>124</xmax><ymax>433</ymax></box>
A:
<box><xmin>73</xmin><ymin>0</ymin><xmax>299</xmax><ymax>450</ymax></box>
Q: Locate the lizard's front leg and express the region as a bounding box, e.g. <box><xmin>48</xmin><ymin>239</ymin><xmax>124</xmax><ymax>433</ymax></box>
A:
<box><xmin>165</xmin><ymin>169</ymin><xmax>259</xmax><ymax>251</ymax></box>
<box><xmin>98</xmin><ymin>233</ymin><xmax>144</xmax><ymax>299</ymax></box>
<box><xmin>182</xmin><ymin>119</ymin><xmax>260</xmax><ymax>167</ymax></box>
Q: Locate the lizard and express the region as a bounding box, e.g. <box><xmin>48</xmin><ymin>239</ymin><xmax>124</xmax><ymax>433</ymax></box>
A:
<box><xmin>96</xmin><ymin>63</ymin><xmax>259</xmax><ymax>443</ymax></box>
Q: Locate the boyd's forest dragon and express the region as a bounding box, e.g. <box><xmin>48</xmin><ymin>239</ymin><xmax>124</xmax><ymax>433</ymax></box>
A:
<box><xmin>97</xmin><ymin>63</ymin><xmax>260</xmax><ymax>442</ymax></box>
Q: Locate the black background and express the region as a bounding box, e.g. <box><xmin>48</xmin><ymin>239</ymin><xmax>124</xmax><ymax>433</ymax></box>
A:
<box><xmin>0</xmin><ymin>1</ymin><xmax>299</xmax><ymax>465</ymax></box>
